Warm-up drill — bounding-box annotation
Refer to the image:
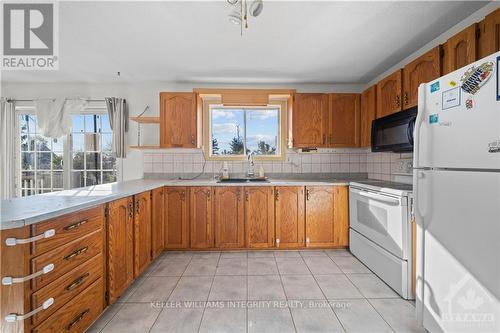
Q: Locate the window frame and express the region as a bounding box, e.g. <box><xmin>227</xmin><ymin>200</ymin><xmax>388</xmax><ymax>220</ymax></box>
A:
<box><xmin>202</xmin><ymin>97</ymin><xmax>288</xmax><ymax>161</ymax></box>
<box><xmin>14</xmin><ymin>101</ymin><xmax>119</xmax><ymax>196</ymax></box>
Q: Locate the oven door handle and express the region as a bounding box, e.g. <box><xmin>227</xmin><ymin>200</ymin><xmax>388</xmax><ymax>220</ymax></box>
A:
<box><xmin>356</xmin><ymin>191</ymin><xmax>401</xmax><ymax>205</ymax></box>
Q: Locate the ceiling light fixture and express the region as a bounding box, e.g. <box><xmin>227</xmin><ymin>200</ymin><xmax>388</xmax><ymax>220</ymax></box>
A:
<box><xmin>227</xmin><ymin>0</ymin><xmax>263</xmax><ymax>36</ymax></box>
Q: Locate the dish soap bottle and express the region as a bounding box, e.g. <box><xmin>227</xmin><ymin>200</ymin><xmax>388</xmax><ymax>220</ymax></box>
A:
<box><xmin>258</xmin><ymin>165</ymin><xmax>265</xmax><ymax>178</ymax></box>
<box><xmin>222</xmin><ymin>162</ymin><xmax>230</xmax><ymax>180</ymax></box>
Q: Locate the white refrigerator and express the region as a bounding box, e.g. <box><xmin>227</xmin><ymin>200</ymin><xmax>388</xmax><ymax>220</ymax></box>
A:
<box><xmin>414</xmin><ymin>51</ymin><xmax>500</xmax><ymax>333</ymax></box>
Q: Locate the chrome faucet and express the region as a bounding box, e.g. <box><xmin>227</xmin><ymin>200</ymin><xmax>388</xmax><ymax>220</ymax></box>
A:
<box><xmin>247</xmin><ymin>152</ymin><xmax>255</xmax><ymax>178</ymax></box>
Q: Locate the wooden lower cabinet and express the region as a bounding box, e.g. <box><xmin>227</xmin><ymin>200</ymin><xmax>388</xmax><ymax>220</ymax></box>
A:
<box><xmin>332</xmin><ymin>186</ymin><xmax>349</xmax><ymax>247</ymax></box>
<box><xmin>151</xmin><ymin>187</ymin><xmax>164</xmax><ymax>259</ymax></box>
<box><xmin>190</xmin><ymin>187</ymin><xmax>214</xmax><ymax>249</ymax></box>
<box><xmin>164</xmin><ymin>187</ymin><xmax>189</xmax><ymax>249</ymax></box>
<box><xmin>134</xmin><ymin>191</ymin><xmax>152</xmax><ymax>277</ymax></box>
<box><xmin>214</xmin><ymin>187</ymin><xmax>245</xmax><ymax>248</ymax></box>
<box><xmin>275</xmin><ymin>186</ymin><xmax>305</xmax><ymax>248</ymax></box>
<box><xmin>305</xmin><ymin>186</ymin><xmax>336</xmax><ymax>248</ymax></box>
<box><xmin>245</xmin><ymin>187</ymin><xmax>275</xmax><ymax>248</ymax></box>
<box><xmin>107</xmin><ymin>197</ymin><xmax>134</xmax><ymax>304</ymax></box>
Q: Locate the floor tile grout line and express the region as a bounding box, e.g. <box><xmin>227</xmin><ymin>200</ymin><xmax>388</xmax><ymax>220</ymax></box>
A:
<box><xmin>147</xmin><ymin>253</ymin><xmax>194</xmax><ymax>333</ymax></box>
<box><xmin>365</xmin><ymin>298</ymin><xmax>398</xmax><ymax>333</ymax></box>
<box><xmin>94</xmin><ymin>301</ymin><xmax>124</xmax><ymax>333</ymax></box>
<box><xmin>196</xmin><ymin>253</ymin><xmax>219</xmax><ymax>333</ymax></box>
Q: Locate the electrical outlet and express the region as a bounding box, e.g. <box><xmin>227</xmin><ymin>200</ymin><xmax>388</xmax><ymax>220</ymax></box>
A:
<box><xmin>404</xmin><ymin>160</ymin><xmax>413</xmax><ymax>174</ymax></box>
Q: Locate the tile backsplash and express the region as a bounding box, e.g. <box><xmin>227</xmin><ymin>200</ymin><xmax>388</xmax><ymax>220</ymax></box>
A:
<box><xmin>143</xmin><ymin>148</ymin><xmax>414</xmax><ymax>184</ymax></box>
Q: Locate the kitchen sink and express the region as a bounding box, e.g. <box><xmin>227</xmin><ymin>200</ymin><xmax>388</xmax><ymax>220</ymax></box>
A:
<box><xmin>216</xmin><ymin>178</ymin><xmax>269</xmax><ymax>183</ymax></box>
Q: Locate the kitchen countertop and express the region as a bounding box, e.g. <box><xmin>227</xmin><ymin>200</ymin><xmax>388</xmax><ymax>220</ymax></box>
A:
<box><xmin>1</xmin><ymin>177</ymin><xmax>358</xmax><ymax>230</ymax></box>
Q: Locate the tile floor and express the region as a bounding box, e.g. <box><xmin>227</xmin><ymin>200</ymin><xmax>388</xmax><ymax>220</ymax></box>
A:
<box><xmin>87</xmin><ymin>250</ymin><xmax>424</xmax><ymax>333</ymax></box>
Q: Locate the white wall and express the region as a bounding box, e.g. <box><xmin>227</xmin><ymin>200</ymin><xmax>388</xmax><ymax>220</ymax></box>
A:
<box><xmin>1</xmin><ymin>81</ymin><xmax>364</xmax><ymax>181</ymax></box>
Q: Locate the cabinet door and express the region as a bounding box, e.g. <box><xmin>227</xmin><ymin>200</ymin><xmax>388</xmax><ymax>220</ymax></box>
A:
<box><xmin>160</xmin><ymin>92</ymin><xmax>196</xmax><ymax>148</ymax></box>
<box><xmin>332</xmin><ymin>186</ymin><xmax>349</xmax><ymax>247</ymax></box>
<box><xmin>134</xmin><ymin>191</ymin><xmax>152</xmax><ymax>277</ymax></box>
<box><xmin>151</xmin><ymin>187</ymin><xmax>164</xmax><ymax>259</ymax></box>
<box><xmin>376</xmin><ymin>69</ymin><xmax>403</xmax><ymax>118</ymax></box>
<box><xmin>360</xmin><ymin>86</ymin><xmax>376</xmax><ymax>148</ymax></box>
<box><xmin>480</xmin><ymin>9</ymin><xmax>500</xmax><ymax>57</ymax></box>
<box><xmin>329</xmin><ymin>93</ymin><xmax>360</xmax><ymax>147</ymax></box>
<box><xmin>292</xmin><ymin>93</ymin><xmax>329</xmax><ymax>147</ymax></box>
<box><xmin>245</xmin><ymin>187</ymin><xmax>275</xmax><ymax>248</ymax></box>
<box><xmin>275</xmin><ymin>186</ymin><xmax>305</xmax><ymax>248</ymax></box>
<box><xmin>190</xmin><ymin>187</ymin><xmax>214</xmax><ymax>249</ymax></box>
<box><xmin>214</xmin><ymin>187</ymin><xmax>244</xmax><ymax>248</ymax></box>
<box><xmin>443</xmin><ymin>24</ymin><xmax>477</xmax><ymax>75</ymax></box>
<box><xmin>403</xmin><ymin>47</ymin><xmax>441</xmax><ymax>109</ymax></box>
<box><xmin>107</xmin><ymin>197</ymin><xmax>134</xmax><ymax>304</ymax></box>
<box><xmin>305</xmin><ymin>186</ymin><xmax>335</xmax><ymax>248</ymax></box>
<box><xmin>164</xmin><ymin>187</ymin><xmax>189</xmax><ymax>249</ymax></box>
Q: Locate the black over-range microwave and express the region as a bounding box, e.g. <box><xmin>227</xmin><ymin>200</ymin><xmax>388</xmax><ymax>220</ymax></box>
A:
<box><xmin>371</xmin><ymin>107</ymin><xmax>417</xmax><ymax>152</ymax></box>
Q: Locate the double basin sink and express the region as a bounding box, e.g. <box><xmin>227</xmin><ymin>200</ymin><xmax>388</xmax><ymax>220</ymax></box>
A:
<box><xmin>216</xmin><ymin>177</ymin><xmax>270</xmax><ymax>183</ymax></box>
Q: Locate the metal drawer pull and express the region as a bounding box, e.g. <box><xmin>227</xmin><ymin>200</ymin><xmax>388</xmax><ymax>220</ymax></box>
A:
<box><xmin>5</xmin><ymin>229</ymin><xmax>55</xmax><ymax>246</ymax></box>
<box><xmin>5</xmin><ymin>297</ymin><xmax>54</xmax><ymax>322</ymax></box>
<box><xmin>64</xmin><ymin>219</ymin><xmax>88</xmax><ymax>231</ymax></box>
<box><xmin>65</xmin><ymin>273</ymin><xmax>90</xmax><ymax>291</ymax></box>
<box><xmin>2</xmin><ymin>264</ymin><xmax>54</xmax><ymax>286</ymax></box>
<box><xmin>64</xmin><ymin>247</ymin><xmax>88</xmax><ymax>260</ymax></box>
<box><xmin>66</xmin><ymin>309</ymin><xmax>90</xmax><ymax>331</ymax></box>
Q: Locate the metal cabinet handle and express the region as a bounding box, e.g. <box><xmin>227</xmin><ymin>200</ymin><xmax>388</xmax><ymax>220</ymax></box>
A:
<box><xmin>2</xmin><ymin>263</ymin><xmax>54</xmax><ymax>286</ymax></box>
<box><xmin>5</xmin><ymin>297</ymin><xmax>54</xmax><ymax>322</ymax></box>
<box><xmin>5</xmin><ymin>229</ymin><xmax>55</xmax><ymax>246</ymax></box>
<box><xmin>207</xmin><ymin>190</ymin><xmax>211</xmax><ymax>201</ymax></box>
<box><xmin>306</xmin><ymin>189</ymin><xmax>310</xmax><ymax>201</ymax></box>
<box><xmin>181</xmin><ymin>190</ymin><xmax>186</xmax><ymax>201</ymax></box>
<box><xmin>322</xmin><ymin>134</ymin><xmax>326</xmax><ymax>144</ymax></box>
<box><xmin>128</xmin><ymin>202</ymin><xmax>133</xmax><ymax>218</ymax></box>
<box><xmin>191</xmin><ymin>135</ymin><xmax>195</xmax><ymax>145</ymax></box>
<box><xmin>245</xmin><ymin>191</ymin><xmax>249</xmax><ymax>201</ymax></box>
<box><xmin>404</xmin><ymin>92</ymin><xmax>409</xmax><ymax>106</ymax></box>
<box><xmin>395</xmin><ymin>95</ymin><xmax>401</xmax><ymax>108</ymax></box>
<box><xmin>276</xmin><ymin>238</ymin><xmax>280</xmax><ymax>248</ymax></box>
<box><xmin>64</xmin><ymin>220</ymin><xmax>87</xmax><ymax>231</ymax></box>
<box><xmin>64</xmin><ymin>247</ymin><xmax>88</xmax><ymax>261</ymax></box>
<box><xmin>136</xmin><ymin>201</ymin><xmax>140</xmax><ymax>215</ymax></box>
<box><xmin>275</xmin><ymin>189</ymin><xmax>280</xmax><ymax>201</ymax></box>
<box><xmin>236</xmin><ymin>190</ymin><xmax>241</xmax><ymax>201</ymax></box>
<box><xmin>66</xmin><ymin>309</ymin><xmax>90</xmax><ymax>331</ymax></box>
<box><xmin>65</xmin><ymin>272</ymin><xmax>90</xmax><ymax>291</ymax></box>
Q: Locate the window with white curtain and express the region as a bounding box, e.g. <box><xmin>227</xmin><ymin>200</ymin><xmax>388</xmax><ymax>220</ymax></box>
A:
<box><xmin>16</xmin><ymin>104</ymin><xmax>117</xmax><ymax>197</ymax></box>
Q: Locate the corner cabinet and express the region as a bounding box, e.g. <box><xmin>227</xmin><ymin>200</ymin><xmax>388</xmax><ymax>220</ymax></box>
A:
<box><xmin>245</xmin><ymin>187</ymin><xmax>275</xmax><ymax>248</ymax></box>
<box><xmin>376</xmin><ymin>69</ymin><xmax>403</xmax><ymax>118</ymax></box>
<box><xmin>164</xmin><ymin>187</ymin><xmax>189</xmax><ymax>249</ymax></box>
<box><xmin>329</xmin><ymin>93</ymin><xmax>360</xmax><ymax>147</ymax></box>
<box><xmin>360</xmin><ymin>86</ymin><xmax>376</xmax><ymax>147</ymax></box>
<box><xmin>133</xmin><ymin>191</ymin><xmax>152</xmax><ymax>277</ymax></box>
<box><xmin>107</xmin><ymin>197</ymin><xmax>134</xmax><ymax>304</ymax></box>
<box><xmin>214</xmin><ymin>187</ymin><xmax>245</xmax><ymax>248</ymax></box>
<box><xmin>292</xmin><ymin>93</ymin><xmax>329</xmax><ymax>148</ymax></box>
<box><xmin>160</xmin><ymin>92</ymin><xmax>197</xmax><ymax>148</ymax></box>
<box><xmin>402</xmin><ymin>46</ymin><xmax>441</xmax><ymax>109</ymax></box>
<box><xmin>275</xmin><ymin>186</ymin><xmax>305</xmax><ymax>248</ymax></box>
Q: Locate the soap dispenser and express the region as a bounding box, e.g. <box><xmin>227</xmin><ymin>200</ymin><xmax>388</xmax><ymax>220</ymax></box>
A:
<box><xmin>222</xmin><ymin>162</ymin><xmax>230</xmax><ymax>179</ymax></box>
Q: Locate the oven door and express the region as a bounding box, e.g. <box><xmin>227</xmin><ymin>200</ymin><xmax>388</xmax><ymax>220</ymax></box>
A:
<box><xmin>349</xmin><ymin>186</ymin><xmax>409</xmax><ymax>259</ymax></box>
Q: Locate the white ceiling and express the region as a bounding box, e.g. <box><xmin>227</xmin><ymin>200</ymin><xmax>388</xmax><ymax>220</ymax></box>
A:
<box><xmin>2</xmin><ymin>1</ymin><xmax>489</xmax><ymax>84</ymax></box>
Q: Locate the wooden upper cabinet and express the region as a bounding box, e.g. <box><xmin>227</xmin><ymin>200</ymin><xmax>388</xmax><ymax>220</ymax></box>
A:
<box><xmin>151</xmin><ymin>187</ymin><xmax>164</xmax><ymax>259</ymax></box>
<box><xmin>275</xmin><ymin>186</ymin><xmax>305</xmax><ymax>248</ymax></box>
<box><xmin>245</xmin><ymin>187</ymin><xmax>275</xmax><ymax>248</ymax></box>
<box><xmin>214</xmin><ymin>187</ymin><xmax>245</xmax><ymax>248</ymax></box>
<box><xmin>134</xmin><ymin>191</ymin><xmax>152</xmax><ymax>277</ymax></box>
<box><xmin>329</xmin><ymin>93</ymin><xmax>360</xmax><ymax>147</ymax></box>
<box><xmin>403</xmin><ymin>47</ymin><xmax>441</xmax><ymax>109</ymax></box>
<box><xmin>360</xmin><ymin>86</ymin><xmax>376</xmax><ymax>148</ymax></box>
<box><xmin>479</xmin><ymin>8</ymin><xmax>500</xmax><ymax>58</ymax></box>
<box><xmin>107</xmin><ymin>197</ymin><xmax>134</xmax><ymax>304</ymax></box>
<box><xmin>164</xmin><ymin>187</ymin><xmax>189</xmax><ymax>249</ymax></box>
<box><xmin>190</xmin><ymin>187</ymin><xmax>214</xmax><ymax>249</ymax></box>
<box><xmin>332</xmin><ymin>186</ymin><xmax>349</xmax><ymax>247</ymax></box>
<box><xmin>376</xmin><ymin>69</ymin><xmax>403</xmax><ymax>118</ymax></box>
<box><xmin>160</xmin><ymin>92</ymin><xmax>196</xmax><ymax>148</ymax></box>
<box><xmin>443</xmin><ymin>24</ymin><xmax>477</xmax><ymax>75</ymax></box>
<box><xmin>292</xmin><ymin>93</ymin><xmax>329</xmax><ymax>147</ymax></box>
<box><xmin>305</xmin><ymin>186</ymin><xmax>335</xmax><ymax>248</ymax></box>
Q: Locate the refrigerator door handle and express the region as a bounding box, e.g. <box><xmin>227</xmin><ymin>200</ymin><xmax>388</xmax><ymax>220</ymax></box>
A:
<box><xmin>413</xmin><ymin>84</ymin><xmax>426</xmax><ymax>169</ymax></box>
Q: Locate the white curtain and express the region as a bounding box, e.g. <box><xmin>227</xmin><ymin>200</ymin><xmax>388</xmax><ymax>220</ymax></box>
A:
<box><xmin>0</xmin><ymin>99</ymin><xmax>16</xmax><ymax>199</ymax></box>
<box><xmin>34</xmin><ymin>98</ymin><xmax>87</xmax><ymax>138</ymax></box>
<box><xmin>105</xmin><ymin>97</ymin><xmax>128</xmax><ymax>158</ymax></box>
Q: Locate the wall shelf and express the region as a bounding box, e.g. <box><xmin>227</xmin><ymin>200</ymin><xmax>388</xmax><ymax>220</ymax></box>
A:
<box><xmin>129</xmin><ymin>116</ymin><xmax>160</xmax><ymax>124</ymax></box>
<box><xmin>129</xmin><ymin>145</ymin><xmax>162</xmax><ymax>149</ymax></box>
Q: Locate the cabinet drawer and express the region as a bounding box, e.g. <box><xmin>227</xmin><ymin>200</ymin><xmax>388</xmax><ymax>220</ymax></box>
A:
<box><xmin>31</xmin><ymin>206</ymin><xmax>104</xmax><ymax>257</ymax></box>
<box><xmin>31</xmin><ymin>230</ymin><xmax>103</xmax><ymax>291</ymax></box>
<box><xmin>32</xmin><ymin>277</ymin><xmax>104</xmax><ymax>333</ymax></box>
<box><xmin>31</xmin><ymin>254</ymin><xmax>103</xmax><ymax>326</ymax></box>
